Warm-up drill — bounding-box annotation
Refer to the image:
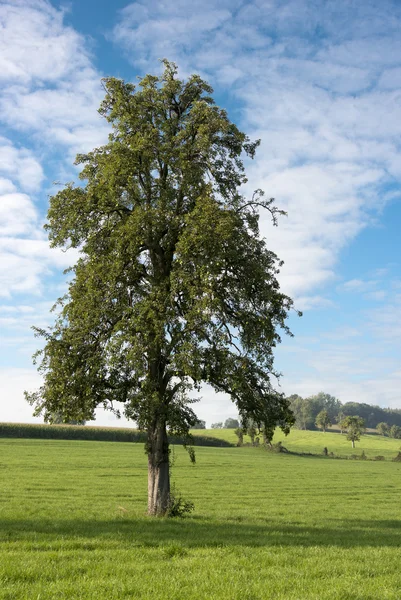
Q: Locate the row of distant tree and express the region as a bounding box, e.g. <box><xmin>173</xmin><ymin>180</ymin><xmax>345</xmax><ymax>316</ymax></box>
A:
<box><xmin>193</xmin><ymin>418</ymin><xmax>240</xmax><ymax>430</ymax></box>
<box><xmin>287</xmin><ymin>392</ymin><xmax>401</xmax><ymax>431</ymax></box>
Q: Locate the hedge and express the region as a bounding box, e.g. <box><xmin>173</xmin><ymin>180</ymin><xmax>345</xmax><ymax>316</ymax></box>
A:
<box><xmin>0</xmin><ymin>422</ymin><xmax>233</xmax><ymax>447</ymax></box>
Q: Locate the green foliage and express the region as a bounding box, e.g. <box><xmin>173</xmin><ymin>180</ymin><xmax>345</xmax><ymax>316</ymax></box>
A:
<box><xmin>389</xmin><ymin>425</ymin><xmax>401</xmax><ymax>439</ymax></box>
<box><xmin>193</xmin><ymin>419</ymin><xmax>206</xmax><ymax>429</ymax></box>
<box><xmin>289</xmin><ymin>396</ymin><xmax>401</xmax><ymax>432</ymax></box>
<box><xmin>287</xmin><ymin>394</ymin><xmax>312</xmax><ymax>429</ymax></box>
<box><xmin>269</xmin><ymin>441</ymin><xmax>288</xmax><ymax>453</ymax></box>
<box><xmin>45</xmin><ymin>411</ymin><xmax>86</xmax><ymax>426</ymax></box>
<box><xmin>25</xmin><ymin>60</ymin><xmax>295</xmax><ymax>447</ymax></box>
<box><xmin>234</xmin><ymin>427</ymin><xmax>243</xmax><ymax>446</ymax></box>
<box><xmin>376</xmin><ymin>422</ymin><xmax>389</xmax><ymax>436</ymax></box>
<box><xmin>336</xmin><ymin>411</ymin><xmax>346</xmax><ymax>432</ymax></box>
<box><xmin>224</xmin><ymin>418</ymin><xmax>240</xmax><ymax>428</ymax></box>
<box><xmin>342</xmin><ymin>402</ymin><xmax>401</xmax><ymax>429</ymax></box>
<box><xmin>166</xmin><ymin>486</ymin><xmax>195</xmax><ymax>518</ymax></box>
<box><xmin>288</xmin><ymin>392</ymin><xmax>340</xmax><ymax>430</ymax></box>
<box><xmin>315</xmin><ymin>409</ymin><xmax>332</xmax><ymax>432</ymax></box>
<box><xmin>246</xmin><ymin>421</ymin><xmax>258</xmax><ymax>445</ymax></box>
<box><xmin>309</xmin><ymin>392</ymin><xmax>341</xmax><ymax>422</ymax></box>
<box><xmin>342</xmin><ymin>416</ymin><xmax>365</xmax><ymax>447</ymax></box>
<box><xmin>211</xmin><ymin>422</ymin><xmax>223</xmax><ymax>429</ymax></box>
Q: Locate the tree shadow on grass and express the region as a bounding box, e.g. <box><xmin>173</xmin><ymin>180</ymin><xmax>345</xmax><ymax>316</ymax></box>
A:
<box><xmin>1</xmin><ymin>517</ymin><xmax>401</xmax><ymax>548</ymax></box>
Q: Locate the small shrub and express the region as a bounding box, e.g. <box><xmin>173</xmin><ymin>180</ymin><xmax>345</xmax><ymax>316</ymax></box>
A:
<box><xmin>166</xmin><ymin>487</ymin><xmax>194</xmax><ymax>518</ymax></box>
<box><xmin>350</xmin><ymin>454</ymin><xmax>358</xmax><ymax>460</ymax></box>
<box><xmin>360</xmin><ymin>451</ymin><xmax>367</xmax><ymax>460</ymax></box>
<box><xmin>374</xmin><ymin>455</ymin><xmax>385</xmax><ymax>461</ymax></box>
<box><xmin>269</xmin><ymin>441</ymin><xmax>289</xmax><ymax>453</ymax></box>
<box><xmin>323</xmin><ymin>447</ymin><xmax>328</xmax><ymax>456</ymax></box>
<box><xmin>393</xmin><ymin>452</ymin><xmax>401</xmax><ymax>462</ymax></box>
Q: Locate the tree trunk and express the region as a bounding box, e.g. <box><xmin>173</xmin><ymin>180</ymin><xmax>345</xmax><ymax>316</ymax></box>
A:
<box><xmin>352</xmin><ymin>440</ymin><xmax>355</xmax><ymax>448</ymax></box>
<box><xmin>147</xmin><ymin>419</ymin><xmax>170</xmax><ymax>516</ymax></box>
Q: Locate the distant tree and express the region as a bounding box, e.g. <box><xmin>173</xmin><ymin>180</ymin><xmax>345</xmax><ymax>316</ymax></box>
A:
<box><xmin>211</xmin><ymin>422</ymin><xmax>223</xmax><ymax>429</ymax></box>
<box><xmin>234</xmin><ymin>427</ymin><xmax>243</xmax><ymax>447</ymax></box>
<box><xmin>299</xmin><ymin>398</ymin><xmax>314</xmax><ymax>430</ymax></box>
<box><xmin>342</xmin><ymin>402</ymin><xmax>401</xmax><ymax>429</ymax></box>
<box><xmin>389</xmin><ymin>425</ymin><xmax>401</xmax><ymax>439</ymax></box>
<box><xmin>376</xmin><ymin>422</ymin><xmax>389</xmax><ymax>436</ymax></box>
<box><xmin>336</xmin><ymin>411</ymin><xmax>346</xmax><ymax>433</ymax></box>
<box><xmin>224</xmin><ymin>418</ymin><xmax>240</xmax><ymax>429</ymax></box>
<box><xmin>343</xmin><ymin>416</ymin><xmax>365</xmax><ymax>448</ymax></box>
<box><xmin>287</xmin><ymin>394</ymin><xmax>303</xmax><ymax>427</ymax></box>
<box><xmin>308</xmin><ymin>392</ymin><xmax>341</xmax><ymax>422</ymax></box>
<box><xmin>315</xmin><ymin>409</ymin><xmax>331</xmax><ymax>433</ymax></box>
<box><xmin>192</xmin><ymin>419</ymin><xmax>206</xmax><ymax>429</ymax></box>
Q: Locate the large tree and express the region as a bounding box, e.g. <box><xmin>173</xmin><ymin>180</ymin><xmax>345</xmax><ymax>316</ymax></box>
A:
<box><xmin>25</xmin><ymin>61</ymin><xmax>296</xmax><ymax>516</ymax></box>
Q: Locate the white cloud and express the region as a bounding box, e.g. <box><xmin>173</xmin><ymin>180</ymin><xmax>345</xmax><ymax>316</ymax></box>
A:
<box><xmin>0</xmin><ymin>1</ymin><xmax>106</xmax><ymax>299</ymax></box>
<box><xmin>111</xmin><ymin>0</ymin><xmax>401</xmax><ymax>307</ymax></box>
<box><xmin>0</xmin><ymin>138</ymin><xmax>44</xmax><ymax>192</ymax></box>
<box><xmin>0</xmin><ymin>0</ymin><xmax>89</xmax><ymax>84</ymax></box>
<box><xmin>0</xmin><ymin>193</ymin><xmax>38</xmax><ymax>236</ymax></box>
<box><xmin>0</xmin><ymin>368</ymin><xmax>43</xmax><ymax>423</ymax></box>
<box><xmin>1</xmin><ymin>0</ymin><xmax>401</xmax><ymax>424</ymax></box>
<box><xmin>0</xmin><ymin>237</ymin><xmax>77</xmax><ymax>297</ymax></box>
<box><xmin>0</xmin><ymin>1</ymin><xmax>108</xmax><ymax>157</ymax></box>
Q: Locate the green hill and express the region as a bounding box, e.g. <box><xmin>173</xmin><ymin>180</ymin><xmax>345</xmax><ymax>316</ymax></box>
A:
<box><xmin>191</xmin><ymin>427</ymin><xmax>401</xmax><ymax>459</ymax></box>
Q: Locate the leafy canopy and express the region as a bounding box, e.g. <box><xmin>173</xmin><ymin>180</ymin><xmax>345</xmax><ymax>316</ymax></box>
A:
<box><xmin>343</xmin><ymin>416</ymin><xmax>365</xmax><ymax>444</ymax></box>
<box><xmin>26</xmin><ymin>61</ymin><xmax>296</xmax><ymax>439</ymax></box>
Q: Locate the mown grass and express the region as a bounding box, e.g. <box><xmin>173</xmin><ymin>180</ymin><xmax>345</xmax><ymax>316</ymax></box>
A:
<box><xmin>193</xmin><ymin>427</ymin><xmax>401</xmax><ymax>459</ymax></box>
<box><xmin>1</xmin><ymin>438</ymin><xmax>401</xmax><ymax>599</ymax></box>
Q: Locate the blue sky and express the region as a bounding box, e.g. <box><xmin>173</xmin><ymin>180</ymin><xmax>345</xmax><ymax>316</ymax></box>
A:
<box><xmin>1</xmin><ymin>0</ymin><xmax>401</xmax><ymax>427</ymax></box>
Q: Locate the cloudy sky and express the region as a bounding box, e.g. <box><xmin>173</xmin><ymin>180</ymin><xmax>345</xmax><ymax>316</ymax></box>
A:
<box><xmin>1</xmin><ymin>0</ymin><xmax>401</xmax><ymax>427</ymax></box>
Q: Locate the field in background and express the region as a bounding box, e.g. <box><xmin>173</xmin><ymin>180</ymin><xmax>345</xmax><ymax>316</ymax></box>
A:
<box><xmin>1</xmin><ymin>438</ymin><xmax>401</xmax><ymax>599</ymax></box>
<box><xmin>2</xmin><ymin>423</ymin><xmax>400</xmax><ymax>460</ymax></box>
<box><xmin>192</xmin><ymin>427</ymin><xmax>401</xmax><ymax>459</ymax></box>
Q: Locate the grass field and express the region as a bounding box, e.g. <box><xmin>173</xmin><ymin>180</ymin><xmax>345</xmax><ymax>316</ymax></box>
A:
<box><xmin>1</xmin><ymin>437</ymin><xmax>401</xmax><ymax>599</ymax></box>
<box><xmin>194</xmin><ymin>426</ymin><xmax>401</xmax><ymax>459</ymax></box>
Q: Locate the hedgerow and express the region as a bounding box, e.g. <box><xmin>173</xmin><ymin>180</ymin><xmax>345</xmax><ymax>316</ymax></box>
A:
<box><xmin>0</xmin><ymin>422</ymin><xmax>233</xmax><ymax>447</ymax></box>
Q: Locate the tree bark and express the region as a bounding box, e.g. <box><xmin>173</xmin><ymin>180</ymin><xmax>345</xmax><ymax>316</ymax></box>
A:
<box><xmin>147</xmin><ymin>419</ymin><xmax>170</xmax><ymax>516</ymax></box>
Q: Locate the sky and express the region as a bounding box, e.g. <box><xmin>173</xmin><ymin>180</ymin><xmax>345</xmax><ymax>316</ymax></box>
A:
<box><xmin>1</xmin><ymin>0</ymin><xmax>401</xmax><ymax>428</ymax></box>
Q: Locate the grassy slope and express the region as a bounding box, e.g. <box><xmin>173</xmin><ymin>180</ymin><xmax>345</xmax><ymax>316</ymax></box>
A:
<box><xmin>192</xmin><ymin>427</ymin><xmax>401</xmax><ymax>459</ymax></box>
<box><xmin>1</xmin><ymin>438</ymin><xmax>401</xmax><ymax>599</ymax></box>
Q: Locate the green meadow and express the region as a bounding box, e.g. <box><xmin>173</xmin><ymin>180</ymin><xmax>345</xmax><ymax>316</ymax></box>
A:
<box><xmin>195</xmin><ymin>426</ymin><xmax>401</xmax><ymax>459</ymax></box>
<box><xmin>1</xmin><ymin>434</ymin><xmax>401</xmax><ymax>599</ymax></box>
